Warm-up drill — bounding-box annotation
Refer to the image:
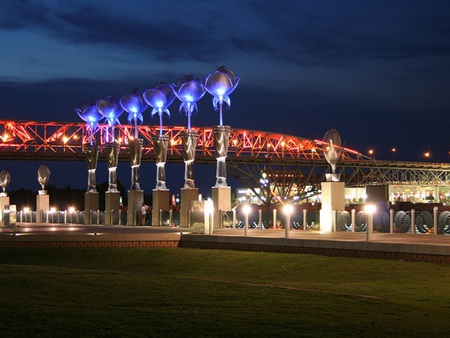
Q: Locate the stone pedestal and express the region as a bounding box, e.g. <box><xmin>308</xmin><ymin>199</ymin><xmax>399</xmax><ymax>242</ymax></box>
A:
<box><xmin>105</xmin><ymin>191</ymin><xmax>120</xmax><ymax>225</ymax></box>
<box><xmin>128</xmin><ymin>190</ymin><xmax>144</xmax><ymax>226</ymax></box>
<box><xmin>152</xmin><ymin>189</ymin><xmax>170</xmax><ymax>226</ymax></box>
<box><xmin>0</xmin><ymin>196</ymin><xmax>10</xmax><ymax>223</ymax></box>
<box><xmin>212</xmin><ymin>186</ymin><xmax>231</xmax><ymax>229</ymax></box>
<box><xmin>180</xmin><ymin>188</ymin><xmax>199</xmax><ymax>227</ymax></box>
<box><xmin>84</xmin><ymin>192</ymin><xmax>99</xmax><ymax>224</ymax></box>
<box><xmin>320</xmin><ymin>181</ymin><xmax>345</xmax><ymax>232</ymax></box>
<box><xmin>36</xmin><ymin>194</ymin><xmax>50</xmax><ymax>223</ymax></box>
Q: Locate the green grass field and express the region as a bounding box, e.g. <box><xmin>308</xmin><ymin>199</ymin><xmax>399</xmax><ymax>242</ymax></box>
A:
<box><xmin>0</xmin><ymin>247</ymin><xmax>449</xmax><ymax>337</ymax></box>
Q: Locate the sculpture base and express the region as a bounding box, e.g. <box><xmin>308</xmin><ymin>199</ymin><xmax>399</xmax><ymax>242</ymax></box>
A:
<box><xmin>152</xmin><ymin>189</ymin><xmax>170</xmax><ymax>226</ymax></box>
<box><xmin>127</xmin><ymin>190</ymin><xmax>144</xmax><ymax>226</ymax></box>
<box><xmin>180</xmin><ymin>188</ymin><xmax>199</xmax><ymax>227</ymax></box>
<box><xmin>320</xmin><ymin>181</ymin><xmax>345</xmax><ymax>232</ymax></box>
<box><xmin>212</xmin><ymin>186</ymin><xmax>231</xmax><ymax>229</ymax></box>
<box><xmin>36</xmin><ymin>194</ymin><xmax>49</xmax><ymax>223</ymax></box>
<box><xmin>105</xmin><ymin>191</ymin><xmax>120</xmax><ymax>225</ymax></box>
<box><xmin>0</xmin><ymin>196</ymin><xmax>10</xmax><ymax>223</ymax></box>
<box><xmin>84</xmin><ymin>192</ymin><xmax>99</xmax><ymax>225</ymax></box>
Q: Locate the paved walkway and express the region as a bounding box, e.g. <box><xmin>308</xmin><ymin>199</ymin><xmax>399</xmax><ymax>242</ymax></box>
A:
<box><xmin>1</xmin><ymin>223</ymin><xmax>449</xmax><ymax>263</ymax></box>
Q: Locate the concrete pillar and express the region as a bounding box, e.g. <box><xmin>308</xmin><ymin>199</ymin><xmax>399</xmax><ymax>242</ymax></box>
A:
<box><xmin>0</xmin><ymin>196</ymin><xmax>10</xmax><ymax>223</ymax></box>
<box><xmin>36</xmin><ymin>194</ymin><xmax>49</xmax><ymax>223</ymax></box>
<box><xmin>180</xmin><ymin>188</ymin><xmax>199</xmax><ymax>227</ymax></box>
<box><xmin>84</xmin><ymin>192</ymin><xmax>99</xmax><ymax>224</ymax></box>
<box><xmin>127</xmin><ymin>190</ymin><xmax>144</xmax><ymax>226</ymax></box>
<box><xmin>152</xmin><ymin>189</ymin><xmax>169</xmax><ymax>226</ymax></box>
<box><xmin>105</xmin><ymin>191</ymin><xmax>120</xmax><ymax>225</ymax></box>
<box><xmin>212</xmin><ymin>186</ymin><xmax>231</xmax><ymax>229</ymax></box>
<box><xmin>320</xmin><ymin>181</ymin><xmax>345</xmax><ymax>232</ymax></box>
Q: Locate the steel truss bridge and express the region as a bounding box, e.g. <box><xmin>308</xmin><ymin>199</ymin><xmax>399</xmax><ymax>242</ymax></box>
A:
<box><xmin>0</xmin><ymin>120</ymin><xmax>449</xmax><ymax>203</ymax></box>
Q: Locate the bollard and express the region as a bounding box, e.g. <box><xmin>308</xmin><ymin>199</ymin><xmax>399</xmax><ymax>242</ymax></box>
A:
<box><xmin>433</xmin><ymin>206</ymin><xmax>438</xmax><ymax>235</ymax></box>
<box><xmin>332</xmin><ymin>210</ymin><xmax>337</xmax><ymax>232</ymax></box>
<box><xmin>273</xmin><ymin>209</ymin><xmax>277</xmax><ymax>230</ymax></box>
<box><xmin>411</xmin><ymin>209</ymin><xmax>415</xmax><ymax>235</ymax></box>
<box><xmin>232</xmin><ymin>209</ymin><xmax>236</xmax><ymax>228</ymax></box>
<box><xmin>390</xmin><ymin>209</ymin><xmax>394</xmax><ymax>234</ymax></box>
<box><xmin>351</xmin><ymin>209</ymin><xmax>356</xmax><ymax>232</ymax></box>
<box><xmin>258</xmin><ymin>209</ymin><xmax>262</xmax><ymax>229</ymax></box>
<box><xmin>303</xmin><ymin>209</ymin><xmax>307</xmax><ymax>230</ymax></box>
<box><xmin>159</xmin><ymin>209</ymin><xmax>162</xmax><ymax>226</ymax></box>
<box><xmin>169</xmin><ymin>209</ymin><xmax>173</xmax><ymax>227</ymax></box>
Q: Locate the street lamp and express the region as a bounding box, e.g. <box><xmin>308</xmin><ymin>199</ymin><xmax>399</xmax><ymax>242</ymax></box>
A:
<box><xmin>283</xmin><ymin>204</ymin><xmax>294</xmax><ymax>238</ymax></box>
<box><xmin>243</xmin><ymin>204</ymin><xmax>251</xmax><ymax>236</ymax></box>
<box><xmin>424</xmin><ymin>151</ymin><xmax>430</xmax><ymax>159</ymax></box>
<box><xmin>391</xmin><ymin>148</ymin><xmax>396</xmax><ymax>161</ymax></box>
<box><xmin>364</xmin><ymin>204</ymin><xmax>376</xmax><ymax>242</ymax></box>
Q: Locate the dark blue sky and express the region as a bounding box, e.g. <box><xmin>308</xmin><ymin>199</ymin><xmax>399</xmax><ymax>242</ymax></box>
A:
<box><xmin>1</xmin><ymin>0</ymin><xmax>450</xmax><ymax>193</ymax></box>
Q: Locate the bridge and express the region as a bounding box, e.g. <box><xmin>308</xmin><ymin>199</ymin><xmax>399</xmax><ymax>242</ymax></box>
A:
<box><xmin>0</xmin><ymin>120</ymin><xmax>449</xmax><ymax>202</ymax></box>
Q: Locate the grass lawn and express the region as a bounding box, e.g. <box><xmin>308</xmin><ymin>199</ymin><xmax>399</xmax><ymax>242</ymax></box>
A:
<box><xmin>0</xmin><ymin>247</ymin><xmax>449</xmax><ymax>337</ymax></box>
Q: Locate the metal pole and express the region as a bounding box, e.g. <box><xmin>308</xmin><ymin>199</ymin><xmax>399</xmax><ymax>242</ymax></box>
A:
<box><xmin>273</xmin><ymin>209</ymin><xmax>277</xmax><ymax>230</ymax></box>
<box><xmin>159</xmin><ymin>209</ymin><xmax>162</xmax><ymax>226</ymax></box>
<box><xmin>169</xmin><ymin>209</ymin><xmax>173</xmax><ymax>227</ymax></box>
<box><xmin>351</xmin><ymin>209</ymin><xmax>356</xmax><ymax>232</ymax></box>
<box><xmin>258</xmin><ymin>209</ymin><xmax>262</xmax><ymax>229</ymax></box>
<box><xmin>303</xmin><ymin>209</ymin><xmax>307</xmax><ymax>230</ymax></box>
<box><xmin>411</xmin><ymin>209</ymin><xmax>415</xmax><ymax>235</ymax></box>
<box><xmin>390</xmin><ymin>209</ymin><xmax>394</xmax><ymax>234</ymax></box>
<box><xmin>433</xmin><ymin>206</ymin><xmax>438</xmax><ymax>235</ymax></box>
<box><xmin>232</xmin><ymin>209</ymin><xmax>236</xmax><ymax>228</ymax></box>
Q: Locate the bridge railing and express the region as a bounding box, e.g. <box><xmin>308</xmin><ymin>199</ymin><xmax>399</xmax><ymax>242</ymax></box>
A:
<box><xmin>0</xmin><ymin>120</ymin><xmax>365</xmax><ymax>161</ymax></box>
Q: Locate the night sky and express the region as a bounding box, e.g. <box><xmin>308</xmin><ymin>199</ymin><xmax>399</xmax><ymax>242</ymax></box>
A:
<box><xmin>1</xmin><ymin>0</ymin><xmax>450</xmax><ymax>194</ymax></box>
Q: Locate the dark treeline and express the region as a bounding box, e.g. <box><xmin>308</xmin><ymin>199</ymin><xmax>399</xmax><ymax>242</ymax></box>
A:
<box><xmin>7</xmin><ymin>181</ymin><xmax>153</xmax><ymax>211</ymax></box>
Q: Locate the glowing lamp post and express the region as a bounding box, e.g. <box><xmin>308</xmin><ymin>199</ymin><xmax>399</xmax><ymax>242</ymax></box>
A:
<box><xmin>76</xmin><ymin>102</ymin><xmax>102</xmax><ymax>192</ymax></box>
<box><xmin>283</xmin><ymin>204</ymin><xmax>294</xmax><ymax>238</ymax></box>
<box><xmin>172</xmin><ymin>76</ymin><xmax>205</xmax><ymax>189</ymax></box>
<box><xmin>97</xmin><ymin>95</ymin><xmax>123</xmax><ymax>192</ymax></box>
<box><xmin>144</xmin><ymin>83</ymin><xmax>175</xmax><ymax>190</ymax></box>
<box><xmin>243</xmin><ymin>204</ymin><xmax>251</xmax><ymax>236</ymax></box>
<box><xmin>97</xmin><ymin>95</ymin><xmax>123</xmax><ymax>225</ymax></box>
<box><xmin>120</xmin><ymin>89</ymin><xmax>147</xmax><ymax>191</ymax></box>
<box><xmin>205</xmin><ymin>66</ymin><xmax>240</xmax><ymax>187</ymax></box>
<box><xmin>365</xmin><ymin>204</ymin><xmax>376</xmax><ymax>242</ymax></box>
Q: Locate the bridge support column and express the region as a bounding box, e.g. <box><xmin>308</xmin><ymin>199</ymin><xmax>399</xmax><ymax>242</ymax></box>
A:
<box><xmin>320</xmin><ymin>181</ymin><xmax>345</xmax><ymax>232</ymax></box>
<box><xmin>84</xmin><ymin>192</ymin><xmax>98</xmax><ymax>224</ymax></box>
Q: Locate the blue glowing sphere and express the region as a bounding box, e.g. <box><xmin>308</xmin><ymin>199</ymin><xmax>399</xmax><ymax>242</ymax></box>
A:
<box><xmin>76</xmin><ymin>103</ymin><xmax>103</xmax><ymax>126</ymax></box>
<box><xmin>143</xmin><ymin>83</ymin><xmax>175</xmax><ymax>117</ymax></box>
<box><xmin>96</xmin><ymin>95</ymin><xmax>124</xmax><ymax>126</ymax></box>
<box><xmin>171</xmin><ymin>77</ymin><xmax>206</xmax><ymax>116</ymax></box>
<box><xmin>204</xmin><ymin>66</ymin><xmax>240</xmax><ymax>111</ymax></box>
<box><xmin>120</xmin><ymin>90</ymin><xmax>147</xmax><ymax>124</ymax></box>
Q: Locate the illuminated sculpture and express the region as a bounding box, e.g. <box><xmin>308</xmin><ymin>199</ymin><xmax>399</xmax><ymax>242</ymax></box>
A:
<box><xmin>322</xmin><ymin>129</ymin><xmax>342</xmax><ymax>182</ymax></box>
<box><xmin>36</xmin><ymin>165</ymin><xmax>51</xmax><ymax>223</ymax></box>
<box><xmin>172</xmin><ymin>76</ymin><xmax>206</xmax><ymax>189</ymax></box>
<box><xmin>37</xmin><ymin>165</ymin><xmax>50</xmax><ymax>194</ymax></box>
<box><xmin>97</xmin><ymin>95</ymin><xmax>123</xmax><ymax>192</ymax></box>
<box><xmin>76</xmin><ymin>102</ymin><xmax>102</xmax><ymax>192</ymax></box>
<box><xmin>204</xmin><ymin>66</ymin><xmax>240</xmax><ymax>187</ymax></box>
<box><xmin>144</xmin><ymin>83</ymin><xmax>175</xmax><ymax>190</ymax></box>
<box><xmin>120</xmin><ymin>89</ymin><xmax>147</xmax><ymax>191</ymax></box>
<box><xmin>0</xmin><ymin>170</ymin><xmax>10</xmax><ymax>197</ymax></box>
